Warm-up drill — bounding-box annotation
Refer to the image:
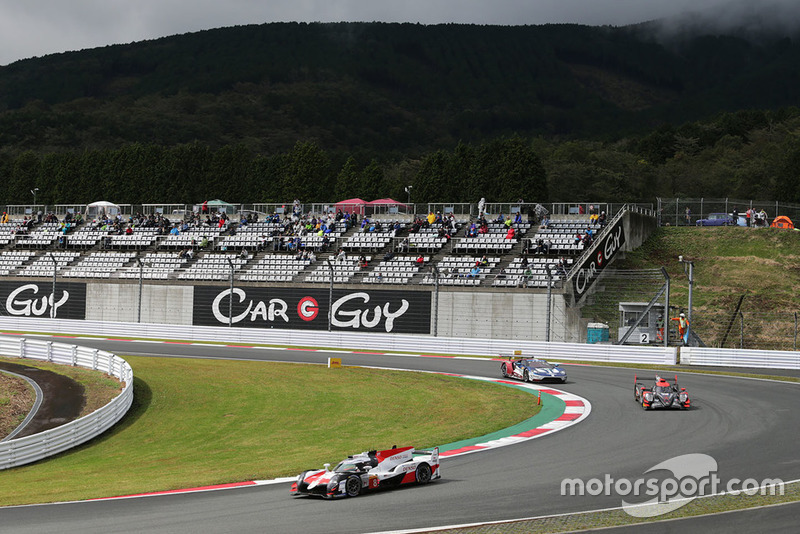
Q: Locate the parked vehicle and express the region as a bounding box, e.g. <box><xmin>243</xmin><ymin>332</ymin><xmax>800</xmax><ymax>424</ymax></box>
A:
<box><xmin>695</xmin><ymin>213</ymin><xmax>735</xmax><ymax>226</ymax></box>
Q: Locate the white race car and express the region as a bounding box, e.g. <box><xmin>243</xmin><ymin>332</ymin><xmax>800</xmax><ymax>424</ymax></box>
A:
<box><xmin>291</xmin><ymin>446</ymin><xmax>440</xmax><ymax>498</ymax></box>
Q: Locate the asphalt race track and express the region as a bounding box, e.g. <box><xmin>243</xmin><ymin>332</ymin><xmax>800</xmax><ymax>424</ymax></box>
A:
<box><xmin>0</xmin><ymin>338</ymin><xmax>798</xmax><ymax>534</ymax></box>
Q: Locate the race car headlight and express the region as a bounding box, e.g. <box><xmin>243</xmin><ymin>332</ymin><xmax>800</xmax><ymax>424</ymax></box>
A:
<box><xmin>679</xmin><ymin>393</ymin><xmax>688</xmax><ymax>402</ymax></box>
<box><xmin>297</xmin><ymin>473</ymin><xmax>305</xmax><ymax>484</ymax></box>
<box><xmin>644</xmin><ymin>392</ymin><xmax>653</xmax><ymax>401</ymax></box>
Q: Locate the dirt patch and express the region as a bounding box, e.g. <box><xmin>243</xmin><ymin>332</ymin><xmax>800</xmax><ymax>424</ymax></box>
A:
<box><xmin>0</xmin><ymin>372</ymin><xmax>35</xmax><ymax>439</ymax></box>
<box><xmin>0</xmin><ymin>361</ymin><xmax>85</xmax><ymax>440</ymax></box>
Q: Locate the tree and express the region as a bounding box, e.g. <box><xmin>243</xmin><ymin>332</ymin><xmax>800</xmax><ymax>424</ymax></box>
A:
<box><xmin>334</xmin><ymin>156</ymin><xmax>360</xmax><ymax>200</ymax></box>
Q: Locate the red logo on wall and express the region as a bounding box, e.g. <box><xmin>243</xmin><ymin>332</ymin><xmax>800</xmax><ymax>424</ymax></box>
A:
<box><xmin>297</xmin><ymin>296</ymin><xmax>319</xmax><ymax>321</ymax></box>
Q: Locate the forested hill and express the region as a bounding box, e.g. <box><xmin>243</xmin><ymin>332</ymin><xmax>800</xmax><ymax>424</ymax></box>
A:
<box><xmin>1</xmin><ymin>21</ymin><xmax>799</xmax><ymax>158</ymax></box>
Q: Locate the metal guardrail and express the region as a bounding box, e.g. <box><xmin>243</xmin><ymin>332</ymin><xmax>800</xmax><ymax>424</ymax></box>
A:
<box><xmin>0</xmin><ymin>317</ymin><xmax>678</xmax><ymax>365</ymax></box>
<box><xmin>0</xmin><ymin>336</ymin><xmax>134</xmax><ymax>470</ymax></box>
<box><xmin>680</xmin><ymin>347</ymin><xmax>800</xmax><ymax>369</ymax></box>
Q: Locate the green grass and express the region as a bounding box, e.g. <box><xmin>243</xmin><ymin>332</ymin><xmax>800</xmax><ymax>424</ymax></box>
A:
<box><xmin>0</xmin><ymin>356</ymin><xmax>539</xmax><ymax>506</ymax></box>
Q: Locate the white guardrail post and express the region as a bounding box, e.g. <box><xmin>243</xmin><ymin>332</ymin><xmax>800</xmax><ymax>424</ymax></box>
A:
<box><xmin>0</xmin><ymin>335</ymin><xmax>134</xmax><ymax>470</ymax></box>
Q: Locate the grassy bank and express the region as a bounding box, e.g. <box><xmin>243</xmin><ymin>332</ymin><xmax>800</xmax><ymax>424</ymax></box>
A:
<box><xmin>592</xmin><ymin>226</ymin><xmax>800</xmax><ymax>349</ymax></box>
<box><xmin>0</xmin><ymin>372</ymin><xmax>35</xmax><ymax>437</ymax></box>
<box><xmin>0</xmin><ymin>356</ymin><xmax>539</xmax><ymax>506</ymax></box>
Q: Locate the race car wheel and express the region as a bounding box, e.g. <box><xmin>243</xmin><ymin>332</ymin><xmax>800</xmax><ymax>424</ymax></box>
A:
<box><xmin>344</xmin><ymin>475</ymin><xmax>362</xmax><ymax>497</ymax></box>
<box><xmin>523</xmin><ymin>370</ymin><xmax>530</xmax><ymax>382</ymax></box>
<box><xmin>501</xmin><ymin>363</ymin><xmax>509</xmax><ymax>378</ymax></box>
<box><xmin>416</xmin><ymin>463</ymin><xmax>432</xmax><ymax>484</ymax></box>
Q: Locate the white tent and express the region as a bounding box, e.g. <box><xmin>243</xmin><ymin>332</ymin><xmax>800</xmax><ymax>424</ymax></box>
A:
<box><xmin>86</xmin><ymin>201</ymin><xmax>121</xmax><ymax>219</ymax></box>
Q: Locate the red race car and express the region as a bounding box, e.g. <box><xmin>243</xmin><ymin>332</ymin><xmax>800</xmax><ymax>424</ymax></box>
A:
<box><xmin>634</xmin><ymin>375</ymin><xmax>691</xmax><ymax>410</ymax></box>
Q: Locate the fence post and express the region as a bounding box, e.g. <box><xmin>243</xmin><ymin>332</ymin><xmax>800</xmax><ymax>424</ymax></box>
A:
<box><xmin>795</xmin><ymin>312</ymin><xmax>798</xmax><ymax>351</ymax></box>
<box><xmin>740</xmin><ymin>312</ymin><xmax>744</xmax><ymax>349</ymax></box>
<box><xmin>432</xmin><ymin>265</ymin><xmax>439</xmax><ymax>337</ymax></box>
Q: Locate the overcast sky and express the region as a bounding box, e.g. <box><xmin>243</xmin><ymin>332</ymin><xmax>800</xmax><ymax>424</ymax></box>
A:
<box><xmin>0</xmin><ymin>0</ymin><xmax>794</xmax><ymax>66</ymax></box>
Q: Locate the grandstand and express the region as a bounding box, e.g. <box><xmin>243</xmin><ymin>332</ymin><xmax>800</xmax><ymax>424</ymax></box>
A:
<box><xmin>0</xmin><ymin>202</ymin><xmax>615</xmax><ymax>288</ymax></box>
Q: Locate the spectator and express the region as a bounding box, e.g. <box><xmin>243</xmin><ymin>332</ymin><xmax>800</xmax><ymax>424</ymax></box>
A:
<box><xmin>539</xmin><ymin>215</ymin><xmax>550</xmax><ymax>229</ymax></box>
<box><xmin>336</xmin><ymin>248</ymin><xmax>347</xmax><ymax>262</ymax></box>
<box><xmin>505</xmin><ymin>226</ymin><xmax>515</xmax><ymax>239</ymax></box>
<box><xmin>598</xmin><ymin>211</ymin><xmax>607</xmax><ymax>228</ymax></box>
<box><xmin>415</xmin><ymin>254</ymin><xmax>425</xmax><ymax>267</ymax></box>
<box><xmin>522</xmin><ymin>266</ymin><xmax>533</xmax><ymax>285</ymax></box>
<box><xmin>359</xmin><ymin>255</ymin><xmax>368</xmax><ymax>268</ymax></box>
<box><xmin>469</xmin><ymin>265</ymin><xmax>481</xmax><ymax>278</ymax></box>
<box><xmin>684</xmin><ymin>207</ymin><xmax>691</xmax><ymax>225</ymax></box>
<box><xmin>479</xmin><ymin>255</ymin><xmax>489</xmax><ymax>267</ymax></box>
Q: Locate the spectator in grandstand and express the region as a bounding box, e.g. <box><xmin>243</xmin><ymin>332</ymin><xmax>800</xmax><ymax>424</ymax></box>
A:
<box><xmin>479</xmin><ymin>255</ymin><xmax>489</xmax><ymax>267</ymax></box>
<box><xmin>359</xmin><ymin>255</ymin><xmax>368</xmax><ymax>268</ymax></box>
<box><xmin>336</xmin><ymin>248</ymin><xmax>347</xmax><ymax>262</ymax></box>
<box><xmin>521</xmin><ymin>256</ymin><xmax>529</xmax><ymax>268</ymax></box>
<box><xmin>522</xmin><ymin>266</ymin><xmax>534</xmax><ymax>286</ymax></box>
<box><xmin>504</xmin><ymin>215</ymin><xmax>513</xmax><ymax>228</ymax></box>
<box><xmin>469</xmin><ymin>264</ymin><xmax>481</xmax><ymax>278</ymax></box>
<box><xmin>574</xmin><ymin>230</ymin><xmax>583</xmax><ymax>245</ymax></box>
<box><xmin>397</xmin><ymin>237</ymin><xmax>409</xmax><ymax>253</ymax></box>
<box><xmin>307</xmin><ymin>250</ymin><xmax>316</xmax><ymax>262</ymax></box>
<box><xmin>588</xmin><ymin>205</ymin><xmax>599</xmax><ymax>223</ymax></box>
<box><xmin>415</xmin><ymin>254</ymin><xmax>425</xmax><ymax>266</ymax></box>
<box><xmin>241</xmin><ymin>249</ymin><xmax>250</xmax><ymax>260</ymax></box>
<box><xmin>170</xmin><ymin>226</ymin><xmax>180</xmax><ymax>236</ymax></box>
<box><xmin>578</xmin><ymin>204</ymin><xmax>585</xmax><ymax>215</ymax></box>
<box><xmin>598</xmin><ymin>211</ymin><xmax>607</xmax><ymax>228</ymax></box>
<box><xmin>514</xmin><ymin>211</ymin><xmax>523</xmax><ymax>226</ymax></box>
<box><xmin>505</xmin><ymin>226</ymin><xmax>516</xmax><ymax>239</ymax></box>
<box><xmin>426</xmin><ymin>212</ymin><xmax>436</xmax><ymax>226</ymax></box>
<box><xmin>556</xmin><ymin>258</ymin><xmax>568</xmax><ymax>278</ymax></box>
<box><xmin>467</xmin><ymin>223</ymin><xmax>478</xmax><ymax>238</ymax></box>
<box><xmin>539</xmin><ymin>214</ymin><xmax>550</xmax><ymax>229</ymax></box>
<box><xmin>544</xmin><ymin>238</ymin><xmax>552</xmax><ymax>254</ymax></box>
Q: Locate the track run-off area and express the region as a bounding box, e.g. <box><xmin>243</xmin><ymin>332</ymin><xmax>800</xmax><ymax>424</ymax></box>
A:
<box><xmin>1</xmin><ymin>336</ymin><xmax>799</xmax><ymax>534</ymax></box>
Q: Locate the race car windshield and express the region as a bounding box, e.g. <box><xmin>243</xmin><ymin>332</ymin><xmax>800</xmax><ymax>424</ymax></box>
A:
<box><xmin>334</xmin><ymin>461</ymin><xmax>365</xmax><ymax>473</ymax></box>
<box><xmin>655</xmin><ymin>386</ymin><xmax>672</xmax><ymax>394</ymax></box>
<box><xmin>526</xmin><ymin>360</ymin><xmax>552</xmax><ymax>368</ymax></box>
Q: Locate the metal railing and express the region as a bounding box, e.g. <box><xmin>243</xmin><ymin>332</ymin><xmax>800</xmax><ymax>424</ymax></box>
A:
<box><xmin>0</xmin><ymin>336</ymin><xmax>133</xmax><ymax>469</ymax></box>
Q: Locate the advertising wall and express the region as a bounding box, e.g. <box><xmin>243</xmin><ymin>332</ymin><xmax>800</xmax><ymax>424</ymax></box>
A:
<box><xmin>0</xmin><ymin>281</ymin><xmax>86</xmax><ymax>320</ymax></box>
<box><xmin>192</xmin><ymin>286</ymin><xmax>432</xmax><ymax>334</ymax></box>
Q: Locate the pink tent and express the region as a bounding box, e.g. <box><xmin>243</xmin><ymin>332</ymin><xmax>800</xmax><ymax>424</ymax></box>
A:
<box><xmin>335</xmin><ymin>198</ymin><xmax>367</xmax><ymax>215</ymax></box>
